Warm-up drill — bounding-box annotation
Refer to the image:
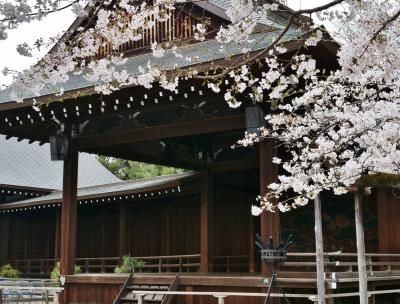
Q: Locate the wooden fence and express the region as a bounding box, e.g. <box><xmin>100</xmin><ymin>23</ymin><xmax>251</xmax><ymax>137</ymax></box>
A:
<box><xmin>7</xmin><ymin>252</ymin><xmax>400</xmax><ymax>278</ymax></box>
<box><xmin>7</xmin><ymin>254</ymin><xmax>201</xmax><ymax>276</ymax></box>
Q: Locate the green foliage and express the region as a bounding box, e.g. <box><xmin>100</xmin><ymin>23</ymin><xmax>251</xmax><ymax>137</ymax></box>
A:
<box><xmin>0</xmin><ymin>264</ymin><xmax>20</xmax><ymax>278</ymax></box>
<box><xmin>114</xmin><ymin>256</ymin><xmax>146</xmax><ymax>273</ymax></box>
<box><xmin>97</xmin><ymin>156</ymin><xmax>185</xmax><ymax>180</ymax></box>
<box><xmin>50</xmin><ymin>262</ymin><xmax>81</xmax><ymax>280</ymax></box>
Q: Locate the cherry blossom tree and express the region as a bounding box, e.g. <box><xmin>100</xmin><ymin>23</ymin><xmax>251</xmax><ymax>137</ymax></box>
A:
<box><xmin>1</xmin><ymin>1</ymin><xmax>399</xmax><ymax>303</ymax></box>
<box><xmin>1</xmin><ymin>0</ymin><xmax>341</xmax><ymax>99</ymax></box>
<box><xmin>241</xmin><ymin>0</ymin><xmax>400</xmax><ymax>213</ymax></box>
<box><xmin>1</xmin><ymin>0</ymin><xmax>399</xmax><ymax>209</ymax></box>
<box><xmin>234</xmin><ymin>3</ymin><xmax>399</xmax><ymax>302</ymax></box>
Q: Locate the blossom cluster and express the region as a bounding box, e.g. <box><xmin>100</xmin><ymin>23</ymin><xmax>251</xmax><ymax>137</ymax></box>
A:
<box><xmin>3</xmin><ymin>0</ymin><xmax>287</xmax><ymax>101</ymax></box>
<box><xmin>1</xmin><ymin>0</ymin><xmax>400</xmax><ymax>214</ymax></box>
<box><xmin>242</xmin><ymin>0</ymin><xmax>400</xmax><ymax>213</ymax></box>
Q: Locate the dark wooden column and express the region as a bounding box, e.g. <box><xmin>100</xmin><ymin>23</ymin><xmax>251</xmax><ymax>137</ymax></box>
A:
<box><xmin>166</xmin><ymin>204</ymin><xmax>171</xmax><ymax>255</ymax></box>
<box><xmin>101</xmin><ymin>209</ymin><xmax>107</xmax><ymax>257</ymax></box>
<box><xmin>0</xmin><ymin>215</ymin><xmax>10</xmax><ymax>265</ymax></box>
<box><xmin>54</xmin><ymin>209</ymin><xmax>61</xmax><ymax>259</ymax></box>
<box><xmin>118</xmin><ymin>201</ymin><xmax>127</xmax><ymax>258</ymax></box>
<box><xmin>60</xmin><ymin>137</ymin><xmax>79</xmax><ymax>276</ymax></box>
<box><xmin>249</xmin><ymin>210</ymin><xmax>255</xmax><ymax>273</ymax></box>
<box><xmin>377</xmin><ymin>189</ymin><xmax>390</xmax><ymax>254</ymax></box>
<box><xmin>260</xmin><ymin>139</ymin><xmax>280</xmax><ymax>276</ymax></box>
<box><xmin>200</xmin><ymin>172</ymin><xmax>213</xmax><ymax>273</ymax></box>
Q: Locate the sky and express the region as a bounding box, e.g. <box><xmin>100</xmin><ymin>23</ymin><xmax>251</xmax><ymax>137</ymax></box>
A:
<box><xmin>0</xmin><ymin>0</ymin><xmax>331</xmax><ymax>86</ymax></box>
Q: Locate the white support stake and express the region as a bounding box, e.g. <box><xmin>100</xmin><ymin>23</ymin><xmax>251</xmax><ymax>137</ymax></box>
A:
<box><xmin>354</xmin><ymin>191</ymin><xmax>368</xmax><ymax>304</ymax></box>
<box><xmin>314</xmin><ymin>194</ymin><xmax>326</xmax><ymax>304</ymax></box>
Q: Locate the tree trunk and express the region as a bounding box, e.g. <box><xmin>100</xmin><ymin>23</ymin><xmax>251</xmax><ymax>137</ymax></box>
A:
<box><xmin>354</xmin><ymin>191</ymin><xmax>368</xmax><ymax>304</ymax></box>
<box><xmin>314</xmin><ymin>194</ymin><xmax>326</xmax><ymax>304</ymax></box>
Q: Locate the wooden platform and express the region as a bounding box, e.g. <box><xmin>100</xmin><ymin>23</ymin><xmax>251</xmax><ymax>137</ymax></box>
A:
<box><xmin>63</xmin><ymin>270</ymin><xmax>400</xmax><ymax>289</ymax></box>
<box><xmin>41</xmin><ymin>272</ymin><xmax>400</xmax><ymax>303</ymax></box>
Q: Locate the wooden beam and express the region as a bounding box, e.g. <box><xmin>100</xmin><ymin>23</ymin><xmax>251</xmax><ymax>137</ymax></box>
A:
<box><xmin>60</xmin><ymin>133</ymin><xmax>79</xmax><ymax>276</ymax></box>
<box><xmin>79</xmin><ymin>115</ymin><xmax>245</xmax><ymax>149</ymax></box>
<box><xmin>200</xmin><ymin>172</ymin><xmax>213</xmax><ymax>273</ymax></box>
<box><xmin>354</xmin><ymin>191</ymin><xmax>368</xmax><ymax>304</ymax></box>
<box><xmin>314</xmin><ymin>194</ymin><xmax>326</xmax><ymax>304</ymax></box>
<box><xmin>118</xmin><ymin>202</ymin><xmax>127</xmax><ymax>258</ymax></box>
<box><xmin>86</xmin><ymin>147</ymin><xmax>206</xmax><ymax>171</ymax></box>
<box><xmin>259</xmin><ymin>139</ymin><xmax>280</xmax><ymax>277</ymax></box>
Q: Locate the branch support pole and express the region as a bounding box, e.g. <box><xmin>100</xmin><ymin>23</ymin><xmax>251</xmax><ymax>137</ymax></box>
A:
<box><xmin>354</xmin><ymin>190</ymin><xmax>368</xmax><ymax>304</ymax></box>
<box><xmin>314</xmin><ymin>194</ymin><xmax>326</xmax><ymax>304</ymax></box>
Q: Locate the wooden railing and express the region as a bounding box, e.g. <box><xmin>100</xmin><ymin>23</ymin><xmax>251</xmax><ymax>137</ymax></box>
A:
<box><xmin>76</xmin><ymin>257</ymin><xmax>120</xmax><ymax>273</ymax></box>
<box><xmin>211</xmin><ymin>255</ymin><xmax>250</xmax><ymax>273</ymax></box>
<box><xmin>131</xmin><ymin>254</ymin><xmax>201</xmax><ymax>273</ymax></box>
<box><xmin>282</xmin><ymin>252</ymin><xmax>400</xmax><ymax>276</ymax></box>
<box><xmin>7</xmin><ymin>254</ymin><xmax>201</xmax><ymax>276</ymax></box>
<box><xmin>7</xmin><ymin>259</ymin><xmax>57</xmax><ymax>277</ymax></box>
<box><xmin>75</xmin><ymin>254</ymin><xmax>201</xmax><ymax>274</ymax></box>
<box><xmin>8</xmin><ymin>252</ymin><xmax>400</xmax><ymax>278</ymax></box>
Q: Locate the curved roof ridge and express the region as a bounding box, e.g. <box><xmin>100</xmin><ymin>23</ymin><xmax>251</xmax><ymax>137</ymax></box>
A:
<box><xmin>0</xmin><ymin>171</ymin><xmax>200</xmax><ymax>211</ymax></box>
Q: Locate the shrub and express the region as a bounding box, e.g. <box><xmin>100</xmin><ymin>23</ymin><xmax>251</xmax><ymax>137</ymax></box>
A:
<box><xmin>50</xmin><ymin>262</ymin><xmax>81</xmax><ymax>280</ymax></box>
<box><xmin>115</xmin><ymin>256</ymin><xmax>146</xmax><ymax>273</ymax></box>
<box><xmin>0</xmin><ymin>264</ymin><xmax>20</xmax><ymax>278</ymax></box>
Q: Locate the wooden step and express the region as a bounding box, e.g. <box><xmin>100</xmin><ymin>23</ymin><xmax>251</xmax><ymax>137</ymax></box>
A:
<box><xmin>127</xmin><ymin>285</ymin><xmax>170</xmax><ymax>291</ymax></box>
<box><xmin>121</xmin><ymin>285</ymin><xmax>167</xmax><ymax>303</ymax></box>
<box><xmin>120</xmin><ymin>293</ymin><xmax>165</xmax><ymax>303</ymax></box>
<box><xmin>115</xmin><ymin>274</ymin><xmax>179</xmax><ymax>304</ymax></box>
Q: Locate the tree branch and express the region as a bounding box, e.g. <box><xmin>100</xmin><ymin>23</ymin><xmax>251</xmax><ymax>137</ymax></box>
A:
<box><xmin>292</xmin><ymin>0</ymin><xmax>345</xmax><ymax>16</ymax></box>
<box><xmin>195</xmin><ymin>0</ymin><xmax>345</xmax><ymax>80</ymax></box>
<box><xmin>358</xmin><ymin>8</ymin><xmax>400</xmax><ymax>59</ymax></box>
<box><xmin>0</xmin><ymin>0</ymin><xmax>80</xmax><ymax>23</ymax></box>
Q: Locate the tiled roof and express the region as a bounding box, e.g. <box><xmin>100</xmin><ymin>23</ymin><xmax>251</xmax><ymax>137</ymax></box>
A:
<box><xmin>0</xmin><ymin>135</ymin><xmax>120</xmax><ymax>190</ymax></box>
<box><xmin>0</xmin><ymin>31</ymin><xmax>300</xmax><ymax>103</ymax></box>
<box><xmin>207</xmin><ymin>0</ymin><xmax>293</xmax><ymax>28</ymax></box>
<box><xmin>0</xmin><ymin>172</ymin><xmax>198</xmax><ymax>210</ymax></box>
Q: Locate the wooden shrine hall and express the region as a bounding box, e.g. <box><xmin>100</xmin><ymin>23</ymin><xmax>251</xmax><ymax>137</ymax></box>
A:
<box><xmin>1</xmin><ymin>0</ymin><xmax>400</xmax><ymax>303</ymax></box>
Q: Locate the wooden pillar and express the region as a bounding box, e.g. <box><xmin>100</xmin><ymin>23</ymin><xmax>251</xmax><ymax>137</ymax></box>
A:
<box><xmin>118</xmin><ymin>201</ymin><xmax>127</xmax><ymax>258</ymax></box>
<box><xmin>185</xmin><ymin>286</ymin><xmax>194</xmax><ymax>304</ymax></box>
<box><xmin>60</xmin><ymin>136</ymin><xmax>79</xmax><ymax>276</ymax></box>
<box><xmin>54</xmin><ymin>209</ymin><xmax>61</xmax><ymax>260</ymax></box>
<box><xmin>377</xmin><ymin>190</ymin><xmax>389</xmax><ymax>254</ymax></box>
<box><xmin>260</xmin><ymin>139</ymin><xmax>280</xmax><ymax>276</ymax></box>
<box><xmin>200</xmin><ymin>172</ymin><xmax>213</xmax><ymax>273</ymax></box>
<box><xmin>354</xmin><ymin>191</ymin><xmax>368</xmax><ymax>304</ymax></box>
<box><xmin>166</xmin><ymin>204</ymin><xmax>171</xmax><ymax>255</ymax></box>
<box><xmin>314</xmin><ymin>194</ymin><xmax>326</xmax><ymax>304</ymax></box>
<box><xmin>0</xmin><ymin>215</ymin><xmax>10</xmax><ymax>265</ymax></box>
<box><xmin>249</xmin><ymin>210</ymin><xmax>255</xmax><ymax>273</ymax></box>
<box><xmin>101</xmin><ymin>209</ymin><xmax>106</xmax><ymax>257</ymax></box>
